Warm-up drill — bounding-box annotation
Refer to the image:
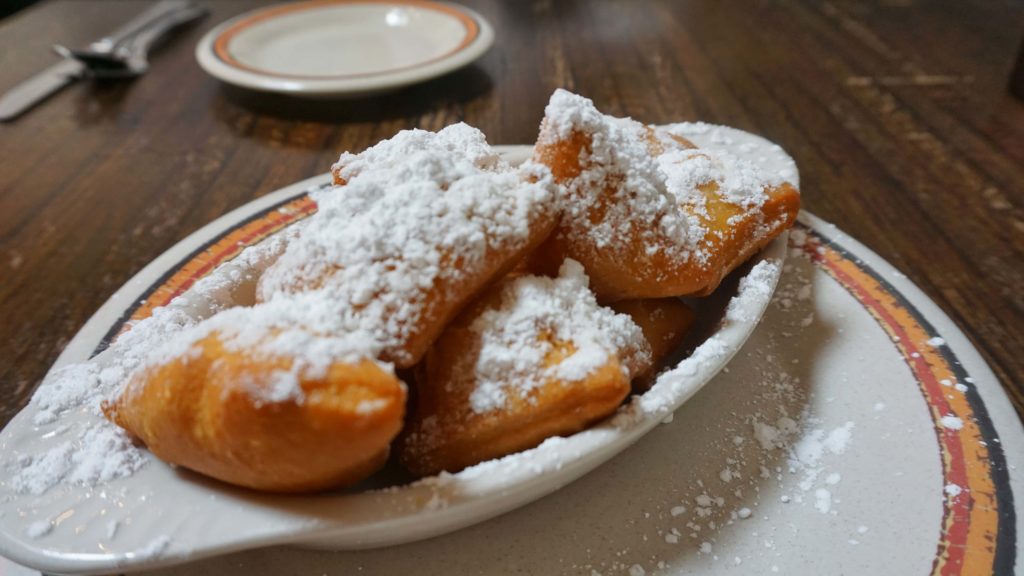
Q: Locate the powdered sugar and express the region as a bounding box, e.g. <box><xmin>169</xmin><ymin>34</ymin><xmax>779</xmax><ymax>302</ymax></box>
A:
<box><xmin>8</xmin><ymin>442</ymin><xmax>75</xmax><ymax>495</ymax></box>
<box><xmin>30</xmin><ymin>363</ymin><xmax>103</xmax><ymax>426</ymax></box>
<box><xmin>7</xmin><ymin>421</ymin><xmax>147</xmax><ymax>496</ymax></box>
<box><xmin>939</xmin><ymin>415</ymin><xmax>963</xmax><ymax>430</ymax></box>
<box><xmin>658</xmin><ymin>147</ymin><xmax>772</xmax><ymax>208</ymax></box>
<box><xmin>726</xmin><ymin>260</ymin><xmax>783</xmax><ymax>322</ymax></box>
<box><xmin>6</xmin><ymin>220</ymin><xmax>292</xmax><ymax>496</ymax></box>
<box><xmin>25</xmin><ymin>520</ymin><xmax>52</xmax><ymax>539</ymax></box>
<box><xmin>814</xmin><ymin>488</ymin><xmax>833</xmax><ymax>513</ymax></box>
<box><xmin>333</xmin><ymin>123</ymin><xmax>506</xmax><ymax>183</ymax></box>
<box><xmin>125</xmin><ymin>295</ymin><xmax>386</xmax><ymax>407</ymax></box>
<box><xmin>66</xmin><ymin>424</ymin><xmax>148</xmax><ymax>486</ymax></box>
<box><xmin>604</xmin><ymin>246</ymin><xmax>860</xmax><ymax>573</ymax></box>
<box><xmin>539</xmin><ymin>90</ymin><xmax>789</xmax><ymax>270</ymax></box>
<box><xmin>260</xmin><ymin>124</ymin><xmax>555</xmax><ymax>367</ymax></box>
<box><xmin>468</xmin><ymin>259</ymin><xmax>649</xmax><ymax>413</ymax></box>
<box><xmin>540</xmin><ymin>90</ymin><xmax>700</xmax><ymax>262</ymax></box>
<box><xmin>617</xmin><ymin>334</ymin><xmax>731</xmax><ymax>426</ymax></box>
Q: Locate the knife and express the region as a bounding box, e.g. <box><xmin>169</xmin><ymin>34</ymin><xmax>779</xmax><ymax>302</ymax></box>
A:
<box><xmin>0</xmin><ymin>0</ymin><xmax>201</xmax><ymax>122</ymax></box>
<box><xmin>0</xmin><ymin>59</ymin><xmax>83</xmax><ymax>122</ymax></box>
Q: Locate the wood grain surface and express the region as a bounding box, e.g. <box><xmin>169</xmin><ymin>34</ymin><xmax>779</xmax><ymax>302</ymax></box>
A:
<box><xmin>0</xmin><ymin>0</ymin><xmax>1022</xmax><ymax>427</ymax></box>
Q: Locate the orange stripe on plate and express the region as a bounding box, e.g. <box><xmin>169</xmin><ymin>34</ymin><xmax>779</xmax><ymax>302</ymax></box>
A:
<box><xmin>212</xmin><ymin>0</ymin><xmax>480</xmax><ymax>80</ymax></box>
<box><xmin>800</xmin><ymin>228</ymin><xmax>999</xmax><ymax>575</ymax></box>
<box><xmin>126</xmin><ymin>195</ymin><xmax>316</xmax><ymax>326</ymax></box>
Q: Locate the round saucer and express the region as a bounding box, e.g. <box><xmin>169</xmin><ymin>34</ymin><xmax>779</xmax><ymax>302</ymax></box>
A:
<box><xmin>195</xmin><ymin>0</ymin><xmax>494</xmax><ymax>97</ymax></box>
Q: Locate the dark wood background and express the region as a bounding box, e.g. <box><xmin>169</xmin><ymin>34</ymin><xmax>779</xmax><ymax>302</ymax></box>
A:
<box><xmin>1</xmin><ymin>0</ymin><xmax>1022</xmax><ymax>426</ymax></box>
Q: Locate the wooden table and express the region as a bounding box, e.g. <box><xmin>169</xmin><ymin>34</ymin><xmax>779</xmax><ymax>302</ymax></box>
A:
<box><xmin>1</xmin><ymin>0</ymin><xmax>1022</xmax><ymax>427</ymax></box>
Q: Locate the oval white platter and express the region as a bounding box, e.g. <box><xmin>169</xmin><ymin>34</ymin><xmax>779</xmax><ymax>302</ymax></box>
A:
<box><xmin>195</xmin><ymin>0</ymin><xmax>495</xmax><ymax>97</ymax></box>
<box><xmin>0</xmin><ymin>127</ymin><xmax>797</xmax><ymax>575</ymax></box>
<box><xmin>116</xmin><ymin>213</ymin><xmax>1024</xmax><ymax>575</ymax></box>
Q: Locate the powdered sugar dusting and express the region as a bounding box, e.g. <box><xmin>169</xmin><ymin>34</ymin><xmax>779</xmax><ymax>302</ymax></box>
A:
<box><xmin>585</xmin><ymin>240</ymin><xmax>862</xmax><ymax>574</ymax></box>
<box><xmin>259</xmin><ymin>123</ymin><xmax>555</xmax><ymax>367</ymax></box>
<box><xmin>469</xmin><ymin>259</ymin><xmax>649</xmax><ymax>413</ymax></box>
<box><xmin>25</xmin><ymin>520</ymin><xmax>52</xmax><ymax>539</ymax></box>
<box><xmin>333</xmin><ymin>123</ymin><xmax>505</xmax><ymax>182</ymax></box>
<box><xmin>541</xmin><ymin>90</ymin><xmax>701</xmax><ymax>263</ymax></box>
<box><xmin>539</xmin><ymin>90</ymin><xmax>791</xmax><ymax>271</ymax></box>
<box><xmin>939</xmin><ymin>415</ymin><xmax>963</xmax><ymax>430</ymax></box>
<box><xmin>31</xmin><ymin>363</ymin><xmax>103</xmax><ymax>426</ymax></box>
<box><xmin>127</xmin><ymin>295</ymin><xmax>385</xmax><ymax>407</ymax></box>
<box><xmin>726</xmin><ymin>260</ymin><xmax>782</xmax><ymax>322</ymax></box>
<box><xmin>5</xmin><ymin>221</ymin><xmax>292</xmax><ymax>497</ymax></box>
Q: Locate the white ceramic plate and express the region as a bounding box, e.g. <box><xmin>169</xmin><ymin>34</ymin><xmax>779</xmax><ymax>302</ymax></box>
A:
<box><xmin>0</xmin><ymin>129</ymin><xmax>797</xmax><ymax>574</ymax></box>
<box><xmin>195</xmin><ymin>0</ymin><xmax>495</xmax><ymax>97</ymax></box>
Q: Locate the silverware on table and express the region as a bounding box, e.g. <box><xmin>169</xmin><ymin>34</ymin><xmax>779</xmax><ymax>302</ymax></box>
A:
<box><xmin>0</xmin><ymin>0</ymin><xmax>208</xmax><ymax>122</ymax></box>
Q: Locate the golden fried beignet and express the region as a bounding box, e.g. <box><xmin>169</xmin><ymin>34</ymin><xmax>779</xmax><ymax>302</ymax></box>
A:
<box><xmin>402</xmin><ymin>346</ymin><xmax>631</xmax><ymax>477</ymax></box>
<box><xmin>610</xmin><ymin>298</ymin><xmax>695</xmax><ymax>391</ymax></box>
<box><xmin>105</xmin><ymin>331</ymin><xmax>406</xmax><ymax>493</ymax></box>
<box><xmin>399</xmin><ymin>260</ymin><xmax>650</xmax><ymax>477</ymax></box>
<box><xmin>529</xmin><ymin>89</ymin><xmax>800</xmax><ymax>302</ymax></box>
<box><xmin>681</xmin><ymin>179</ymin><xmax>800</xmax><ymax>297</ymax></box>
<box><xmin>258</xmin><ymin>124</ymin><xmax>558</xmax><ymax>368</ymax></box>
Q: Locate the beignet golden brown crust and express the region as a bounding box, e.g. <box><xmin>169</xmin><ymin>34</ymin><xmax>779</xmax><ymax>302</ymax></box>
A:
<box><xmin>611</xmin><ymin>298</ymin><xmax>695</xmax><ymax>391</ymax></box>
<box><xmin>105</xmin><ymin>332</ymin><xmax>406</xmax><ymax>493</ymax></box>
<box><xmin>529</xmin><ymin>90</ymin><xmax>800</xmax><ymax>302</ymax></box>
<box><xmin>401</xmin><ymin>347</ymin><xmax>631</xmax><ymax>478</ymax></box>
<box><xmin>257</xmin><ymin>124</ymin><xmax>560</xmax><ymax>368</ymax></box>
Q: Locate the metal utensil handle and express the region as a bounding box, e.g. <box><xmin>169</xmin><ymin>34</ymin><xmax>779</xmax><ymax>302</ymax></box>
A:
<box><xmin>90</xmin><ymin>0</ymin><xmax>196</xmax><ymax>51</ymax></box>
<box><xmin>124</xmin><ymin>5</ymin><xmax>208</xmax><ymax>61</ymax></box>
